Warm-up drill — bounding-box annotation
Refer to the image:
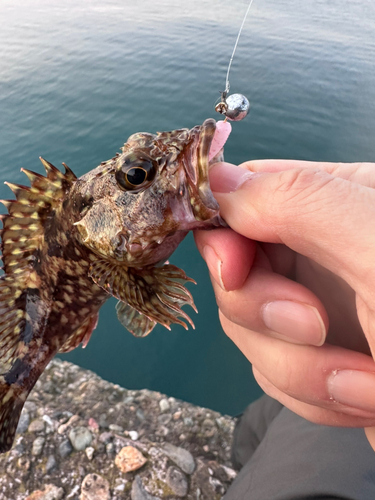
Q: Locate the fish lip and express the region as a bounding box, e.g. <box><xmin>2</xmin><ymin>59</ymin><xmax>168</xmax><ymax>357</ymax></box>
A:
<box><xmin>197</xmin><ymin>118</ymin><xmax>218</xmax><ymax>210</ymax></box>
<box><xmin>182</xmin><ymin>118</ymin><xmax>221</xmax><ymax>222</ymax></box>
<box><xmin>185</xmin><ymin>118</ymin><xmax>227</xmax><ymax>223</ymax></box>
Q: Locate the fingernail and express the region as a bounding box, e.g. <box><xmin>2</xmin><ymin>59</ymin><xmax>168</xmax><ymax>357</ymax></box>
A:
<box><xmin>209</xmin><ymin>162</ymin><xmax>254</xmax><ymax>193</ymax></box>
<box><xmin>328</xmin><ymin>370</ymin><xmax>375</xmax><ymax>412</ymax></box>
<box><xmin>202</xmin><ymin>245</ymin><xmax>226</xmax><ymax>290</ymax></box>
<box><xmin>262</xmin><ymin>301</ymin><xmax>326</xmax><ymax>346</ymax></box>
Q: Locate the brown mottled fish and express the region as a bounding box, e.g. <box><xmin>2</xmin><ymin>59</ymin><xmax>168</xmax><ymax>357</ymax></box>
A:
<box><xmin>0</xmin><ymin>118</ymin><xmax>231</xmax><ymax>453</ymax></box>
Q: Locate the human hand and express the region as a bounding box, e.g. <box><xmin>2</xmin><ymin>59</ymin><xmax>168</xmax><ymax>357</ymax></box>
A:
<box><xmin>194</xmin><ymin>160</ymin><xmax>375</xmax><ymax>449</ymax></box>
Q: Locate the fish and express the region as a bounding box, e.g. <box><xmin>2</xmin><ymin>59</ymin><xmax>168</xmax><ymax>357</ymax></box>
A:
<box><xmin>0</xmin><ymin>118</ymin><xmax>231</xmax><ymax>453</ymax></box>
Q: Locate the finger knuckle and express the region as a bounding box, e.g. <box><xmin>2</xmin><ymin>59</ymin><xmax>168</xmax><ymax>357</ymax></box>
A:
<box><xmin>268</xmin><ymin>168</ymin><xmax>336</xmax><ymax>223</ymax></box>
<box><xmin>277</xmin><ymin>168</ymin><xmax>323</xmax><ymax>195</ymax></box>
<box><xmin>269</xmin><ymin>351</ymin><xmax>296</xmax><ymax>394</ymax></box>
<box><xmin>254</xmin><ymin>352</ymin><xmax>296</xmax><ymax>396</ymax></box>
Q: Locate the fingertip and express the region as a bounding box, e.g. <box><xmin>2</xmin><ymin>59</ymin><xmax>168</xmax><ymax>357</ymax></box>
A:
<box><xmin>194</xmin><ymin>228</ymin><xmax>256</xmax><ymax>291</ymax></box>
<box><xmin>209</xmin><ymin>162</ymin><xmax>255</xmax><ymax>193</ymax></box>
<box><xmin>261</xmin><ymin>300</ymin><xmax>327</xmax><ymax>347</ymax></box>
<box><xmin>202</xmin><ymin>244</ymin><xmax>225</xmax><ymax>291</ymax></box>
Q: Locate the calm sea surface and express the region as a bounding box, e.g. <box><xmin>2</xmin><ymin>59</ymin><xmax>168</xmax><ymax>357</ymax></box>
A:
<box><xmin>1</xmin><ymin>0</ymin><xmax>375</xmax><ymax>416</ymax></box>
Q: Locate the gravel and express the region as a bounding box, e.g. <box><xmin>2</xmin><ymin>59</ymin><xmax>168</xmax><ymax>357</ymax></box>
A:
<box><xmin>69</xmin><ymin>427</ymin><xmax>93</xmax><ymax>451</ymax></box>
<box><xmin>161</xmin><ymin>442</ymin><xmax>195</xmax><ymax>474</ymax></box>
<box><xmin>0</xmin><ymin>358</ymin><xmax>236</xmax><ymax>499</ymax></box>
<box><xmin>58</xmin><ymin>439</ymin><xmax>73</xmax><ymax>458</ymax></box>
<box><xmin>166</xmin><ymin>466</ymin><xmax>188</xmax><ymax>497</ymax></box>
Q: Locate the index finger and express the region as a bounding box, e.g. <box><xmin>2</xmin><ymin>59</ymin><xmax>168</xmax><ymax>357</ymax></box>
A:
<box><xmin>242</xmin><ymin>160</ymin><xmax>375</xmax><ymax>188</ymax></box>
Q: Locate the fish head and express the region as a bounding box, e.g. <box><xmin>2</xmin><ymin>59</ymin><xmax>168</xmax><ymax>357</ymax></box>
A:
<box><xmin>72</xmin><ymin>118</ymin><xmax>229</xmax><ymax>266</ymax></box>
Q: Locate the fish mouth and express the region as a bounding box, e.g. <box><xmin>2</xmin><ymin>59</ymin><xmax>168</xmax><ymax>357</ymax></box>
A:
<box><xmin>184</xmin><ymin>118</ymin><xmax>231</xmax><ymax>224</ymax></box>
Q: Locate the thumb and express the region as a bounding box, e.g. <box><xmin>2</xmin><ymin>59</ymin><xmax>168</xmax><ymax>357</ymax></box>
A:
<box><xmin>209</xmin><ymin>162</ymin><xmax>375</xmax><ymax>292</ymax></box>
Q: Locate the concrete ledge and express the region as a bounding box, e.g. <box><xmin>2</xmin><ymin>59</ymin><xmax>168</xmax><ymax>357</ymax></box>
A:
<box><xmin>0</xmin><ymin>359</ymin><xmax>237</xmax><ymax>500</ymax></box>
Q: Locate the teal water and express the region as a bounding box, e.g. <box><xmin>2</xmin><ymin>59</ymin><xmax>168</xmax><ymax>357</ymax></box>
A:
<box><xmin>1</xmin><ymin>0</ymin><xmax>375</xmax><ymax>416</ymax></box>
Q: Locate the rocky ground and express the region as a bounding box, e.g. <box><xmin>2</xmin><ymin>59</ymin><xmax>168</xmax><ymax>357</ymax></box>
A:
<box><xmin>0</xmin><ymin>359</ymin><xmax>238</xmax><ymax>500</ymax></box>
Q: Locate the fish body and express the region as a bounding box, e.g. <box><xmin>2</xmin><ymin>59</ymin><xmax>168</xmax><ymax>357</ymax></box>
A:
<box><xmin>0</xmin><ymin>118</ymin><xmax>229</xmax><ymax>452</ymax></box>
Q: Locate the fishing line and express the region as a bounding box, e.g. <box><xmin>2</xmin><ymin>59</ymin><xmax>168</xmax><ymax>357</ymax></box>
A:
<box><xmin>225</xmin><ymin>0</ymin><xmax>255</xmax><ymax>94</ymax></box>
<box><xmin>215</xmin><ymin>0</ymin><xmax>255</xmax><ymax>121</ymax></box>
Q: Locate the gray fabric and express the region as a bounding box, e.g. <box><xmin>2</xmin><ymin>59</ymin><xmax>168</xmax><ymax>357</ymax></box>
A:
<box><xmin>231</xmin><ymin>395</ymin><xmax>283</xmax><ymax>470</ymax></box>
<box><xmin>225</xmin><ymin>395</ymin><xmax>375</xmax><ymax>500</ymax></box>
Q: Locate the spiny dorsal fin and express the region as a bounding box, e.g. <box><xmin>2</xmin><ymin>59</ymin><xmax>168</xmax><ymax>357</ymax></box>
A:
<box><xmin>89</xmin><ymin>259</ymin><xmax>197</xmax><ymax>332</ymax></box>
<box><xmin>0</xmin><ymin>159</ymin><xmax>78</xmax><ymax>453</ymax></box>
<box><xmin>1</xmin><ymin>158</ymin><xmax>77</xmax><ymax>277</ymax></box>
<box><xmin>0</xmin><ymin>159</ymin><xmax>78</xmax><ymax>376</ymax></box>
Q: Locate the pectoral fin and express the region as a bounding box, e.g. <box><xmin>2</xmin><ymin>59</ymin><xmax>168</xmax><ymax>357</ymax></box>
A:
<box><xmin>89</xmin><ymin>259</ymin><xmax>197</xmax><ymax>332</ymax></box>
<box><xmin>115</xmin><ymin>302</ymin><xmax>156</xmax><ymax>337</ymax></box>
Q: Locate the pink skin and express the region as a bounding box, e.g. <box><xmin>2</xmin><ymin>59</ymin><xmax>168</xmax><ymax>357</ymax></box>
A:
<box><xmin>209</xmin><ymin>120</ymin><xmax>232</xmax><ymax>162</ymax></box>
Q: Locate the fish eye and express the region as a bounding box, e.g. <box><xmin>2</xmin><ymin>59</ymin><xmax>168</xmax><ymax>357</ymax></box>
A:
<box><xmin>115</xmin><ymin>153</ymin><xmax>157</xmax><ymax>191</ymax></box>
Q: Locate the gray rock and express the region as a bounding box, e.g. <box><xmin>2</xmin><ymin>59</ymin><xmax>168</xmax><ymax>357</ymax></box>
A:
<box><xmin>106</xmin><ymin>442</ymin><xmax>115</xmax><ymax>457</ymax></box>
<box><xmin>24</xmin><ymin>401</ymin><xmax>37</xmax><ymax>414</ymax></box>
<box><xmin>183</xmin><ymin>417</ymin><xmax>193</xmax><ymax>427</ymax></box>
<box><xmin>43</xmin><ymin>415</ymin><xmax>55</xmax><ymax>433</ymax></box>
<box><xmin>96</xmin><ymin>442</ymin><xmax>106</xmax><ymax>454</ymax></box>
<box><xmin>202</xmin><ymin>418</ymin><xmax>215</xmax><ymax>428</ymax></box>
<box><xmin>43</xmin><ymin>380</ymin><xmax>54</xmax><ymax>393</ymax></box>
<box><xmin>78</xmin><ymin>465</ymin><xmax>86</xmax><ymax>477</ymax></box>
<box><xmin>16</xmin><ymin>411</ymin><xmax>30</xmax><ymax>434</ymax></box>
<box><xmin>69</xmin><ymin>426</ymin><xmax>92</xmax><ymax>451</ymax></box>
<box><xmin>156</xmin><ymin>425</ymin><xmax>169</xmax><ymax>437</ymax></box>
<box><xmin>131</xmin><ymin>476</ymin><xmax>159</xmax><ymax>500</ymax></box>
<box><xmin>98</xmin><ymin>413</ymin><xmax>108</xmax><ymax>428</ymax></box>
<box><xmin>166</xmin><ymin>466</ymin><xmax>188</xmax><ymax>497</ymax></box>
<box><xmin>136</xmin><ymin>409</ymin><xmax>145</xmax><ymax>421</ymax></box>
<box><xmin>57</xmin><ymin>410</ymin><xmax>73</xmax><ymax>422</ymax></box>
<box><xmin>159</xmin><ymin>398</ymin><xmax>170</xmax><ymax>413</ymax></box>
<box><xmin>32</xmin><ymin>436</ymin><xmax>45</xmax><ymax>456</ymax></box>
<box><xmin>13</xmin><ymin>441</ymin><xmax>25</xmax><ymax>456</ymax></box>
<box><xmin>158</xmin><ymin>414</ymin><xmax>172</xmax><ymax>426</ymax></box>
<box><xmin>58</xmin><ymin>439</ymin><xmax>73</xmax><ymax>458</ymax></box>
<box><xmin>109</xmin><ymin>424</ymin><xmax>123</xmax><ymax>433</ymax></box>
<box><xmin>222</xmin><ymin>465</ymin><xmax>237</xmax><ymax>480</ymax></box>
<box><xmin>162</xmin><ymin>442</ymin><xmax>195</xmax><ymax>474</ymax></box>
<box><xmin>99</xmin><ymin>432</ymin><xmax>113</xmax><ymax>444</ymax></box>
<box><xmin>46</xmin><ymin>454</ymin><xmax>58</xmax><ymax>473</ymax></box>
<box><xmin>114</xmin><ymin>482</ymin><xmax>126</xmax><ymax>492</ymax></box>
<box><xmin>28</xmin><ymin>418</ymin><xmax>46</xmax><ymax>433</ymax></box>
<box><xmin>43</xmin><ymin>414</ymin><xmax>54</xmax><ymax>425</ymax></box>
